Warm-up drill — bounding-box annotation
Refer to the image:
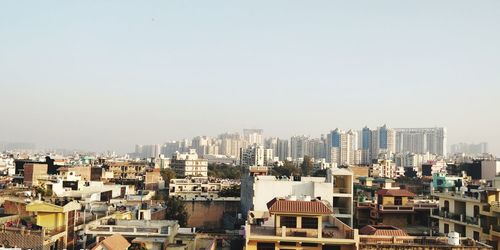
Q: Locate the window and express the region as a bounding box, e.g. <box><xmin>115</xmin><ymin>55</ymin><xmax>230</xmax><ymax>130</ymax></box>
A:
<box><xmin>301</xmin><ymin>217</ymin><xmax>318</xmax><ymax>229</ymax></box>
<box><xmin>473</xmin><ymin>231</ymin><xmax>480</xmax><ymax>241</ymax></box>
<box><xmin>394</xmin><ymin>197</ymin><xmax>402</xmax><ymax>205</ymax></box>
<box><xmin>444</xmin><ymin>223</ymin><xmax>449</xmax><ymax>234</ymax></box>
<box><xmin>474</xmin><ymin>205</ymin><xmax>480</xmax><ymax>217</ymax></box>
<box><xmin>280</xmin><ymin>216</ymin><xmax>297</xmax><ymax>228</ymax></box>
<box><xmin>257</xmin><ymin>243</ymin><xmax>275</xmax><ymax>250</ymax></box>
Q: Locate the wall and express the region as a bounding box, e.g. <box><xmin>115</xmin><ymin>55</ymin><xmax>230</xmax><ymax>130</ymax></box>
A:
<box><xmin>3</xmin><ymin>200</ymin><xmax>29</xmax><ymax>216</ymax></box>
<box><xmin>481</xmin><ymin>160</ymin><xmax>500</xmax><ymax>181</ymax></box>
<box><xmin>184</xmin><ymin>200</ymin><xmax>239</xmax><ymax>230</ymax></box>
<box><xmin>251</xmin><ymin>176</ymin><xmax>333</xmax><ymax>213</ymax></box>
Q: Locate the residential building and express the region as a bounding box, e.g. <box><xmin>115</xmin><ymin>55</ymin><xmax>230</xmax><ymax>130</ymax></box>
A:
<box><xmin>290</xmin><ymin>135</ymin><xmax>310</xmax><ymax>160</ymax></box>
<box><xmin>327</xmin><ymin>168</ymin><xmax>354</xmax><ymax>226</ymax></box>
<box><xmin>394</xmin><ymin>127</ymin><xmax>447</xmax><ymax>156</ymax></box>
<box><xmin>23</xmin><ymin>163</ymin><xmax>48</xmax><ymax>186</ymax></box>
<box><xmin>26</xmin><ymin>200</ymin><xmax>82</xmax><ymax>249</ymax></box>
<box><xmin>367</xmin><ymin>188</ymin><xmax>437</xmax><ymax>230</ymax></box>
<box><xmin>240</xmin><ymin>145</ymin><xmax>266</xmax><ymax>166</ymax></box>
<box><xmin>431</xmin><ymin>173</ymin><xmax>490</xmax><ymax>243</ymax></box>
<box><xmin>169</xmin><ymin>177</ymin><xmax>238</xmax><ymax>200</ymax></box>
<box><xmin>170</xmin><ymin>149</ymin><xmax>208</xmax><ymax>177</ymax></box>
<box><xmin>244</xmin><ymin>129</ymin><xmax>264</xmax><ymax>146</ymax></box>
<box><xmin>244</xmin><ymin>196</ymin><xmax>359</xmax><ymax>250</ymax></box>
<box><xmin>240</xmin><ymin>167</ymin><xmax>334</xmax><ymax>218</ymax></box>
<box><xmin>370</xmin><ymin>159</ymin><xmax>399</xmax><ymax>179</ymax></box>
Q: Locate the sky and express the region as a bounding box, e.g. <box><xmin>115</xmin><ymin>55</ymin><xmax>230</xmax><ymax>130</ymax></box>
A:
<box><xmin>0</xmin><ymin>1</ymin><xmax>499</xmax><ymax>154</ymax></box>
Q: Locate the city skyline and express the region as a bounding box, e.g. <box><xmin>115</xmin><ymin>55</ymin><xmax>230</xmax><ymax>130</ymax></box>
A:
<box><xmin>1</xmin><ymin>1</ymin><xmax>499</xmax><ymax>154</ymax></box>
<box><xmin>0</xmin><ymin>125</ymin><xmax>495</xmax><ymax>156</ymax></box>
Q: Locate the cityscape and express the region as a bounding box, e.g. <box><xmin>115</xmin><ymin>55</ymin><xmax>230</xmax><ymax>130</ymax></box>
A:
<box><xmin>1</xmin><ymin>1</ymin><xmax>500</xmax><ymax>250</ymax></box>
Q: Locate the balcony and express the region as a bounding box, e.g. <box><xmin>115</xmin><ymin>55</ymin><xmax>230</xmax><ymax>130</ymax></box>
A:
<box><xmin>333</xmin><ymin>187</ymin><xmax>352</xmax><ymax>195</ymax></box>
<box><xmin>332</xmin><ymin>207</ymin><xmax>351</xmax><ymax>216</ymax></box>
<box><xmin>490</xmin><ymin>201</ymin><xmax>500</xmax><ymax>213</ymax></box>
<box><xmin>431</xmin><ymin>210</ymin><xmax>480</xmax><ymax>226</ymax></box>
<box><xmin>247</xmin><ymin>217</ymin><xmax>355</xmax><ymax>241</ymax></box>
<box><xmin>86</xmin><ymin>224</ymin><xmax>170</xmax><ymax>237</ymax></box>
<box><xmin>491</xmin><ymin>225</ymin><xmax>500</xmax><ymax>237</ymax></box>
<box><xmin>370</xmin><ymin>203</ymin><xmax>414</xmax><ymax>212</ymax></box>
<box><xmin>431</xmin><ymin>190</ymin><xmax>484</xmax><ymax>203</ymax></box>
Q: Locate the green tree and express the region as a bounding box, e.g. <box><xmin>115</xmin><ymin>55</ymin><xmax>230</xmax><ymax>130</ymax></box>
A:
<box><xmin>208</xmin><ymin>163</ymin><xmax>242</xmax><ymax>179</ymax></box>
<box><xmin>300</xmin><ymin>156</ymin><xmax>314</xmax><ymax>176</ymax></box>
<box><xmin>165</xmin><ymin>197</ymin><xmax>189</xmax><ymax>227</ymax></box>
<box><xmin>218</xmin><ymin>185</ymin><xmax>241</xmax><ymax>197</ymax></box>
<box><xmin>312</xmin><ymin>169</ymin><xmax>327</xmax><ymax>177</ymax></box>
<box><xmin>161</xmin><ymin>168</ymin><xmax>176</xmax><ymax>187</ymax></box>
<box><xmin>271</xmin><ymin>161</ymin><xmax>300</xmax><ymax>177</ymax></box>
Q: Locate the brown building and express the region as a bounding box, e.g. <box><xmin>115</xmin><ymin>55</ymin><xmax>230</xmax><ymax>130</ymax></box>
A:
<box><xmin>144</xmin><ymin>170</ymin><xmax>164</xmax><ymax>190</ymax></box>
<box><xmin>23</xmin><ymin>163</ymin><xmax>48</xmax><ymax>186</ymax></box>
<box><xmin>2</xmin><ymin>198</ymin><xmax>31</xmax><ymax>216</ymax></box>
<box><xmin>58</xmin><ymin>166</ymin><xmax>103</xmax><ymax>182</ymax></box>
<box><xmin>358</xmin><ymin>188</ymin><xmax>437</xmax><ymax>231</ymax></box>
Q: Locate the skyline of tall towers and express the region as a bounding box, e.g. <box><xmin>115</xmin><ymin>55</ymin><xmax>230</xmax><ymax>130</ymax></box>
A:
<box><xmin>132</xmin><ymin>126</ymin><xmax>448</xmax><ymax>164</ymax></box>
<box><xmin>394</xmin><ymin>127</ymin><xmax>447</xmax><ymax>156</ymax></box>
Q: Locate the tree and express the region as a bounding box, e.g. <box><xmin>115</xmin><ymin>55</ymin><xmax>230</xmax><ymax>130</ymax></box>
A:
<box><xmin>300</xmin><ymin>156</ymin><xmax>314</xmax><ymax>176</ymax></box>
<box><xmin>161</xmin><ymin>168</ymin><xmax>176</xmax><ymax>187</ymax></box>
<box><xmin>271</xmin><ymin>161</ymin><xmax>300</xmax><ymax>177</ymax></box>
<box><xmin>165</xmin><ymin>197</ymin><xmax>189</xmax><ymax>227</ymax></box>
<box><xmin>218</xmin><ymin>185</ymin><xmax>241</xmax><ymax>197</ymax></box>
<box><xmin>312</xmin><ymin>169</ymin><xmax>327</xmax><ymax>177</ymax></box>
<box><xmin>208</xmin><ymin>163</ymin><xmax>242</xmax><ymax>179</ymax></box>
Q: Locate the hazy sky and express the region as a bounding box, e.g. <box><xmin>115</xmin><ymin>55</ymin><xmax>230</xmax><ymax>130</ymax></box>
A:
<box><xmin>1</xmin><ymin>1</ymin><xmax>499</xmax><ymax>154</ymax></box>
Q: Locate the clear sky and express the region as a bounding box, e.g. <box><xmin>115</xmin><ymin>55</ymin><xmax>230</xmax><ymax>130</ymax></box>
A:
<box><xmin>0</xmin><ymin>1</ymin><xmax>499</xmax><ymax>154</ymax></box>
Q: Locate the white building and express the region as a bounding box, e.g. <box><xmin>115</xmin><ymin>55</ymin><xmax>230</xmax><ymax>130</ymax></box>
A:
<box><xmin>394</xmin><ymin>127</ymin><xmax>447</xmax><ymax>156</ymax></box>
<box><xmin>481</xmin><ymin>159</ymin><xmax>500</xmax><ymax>181</ymax></box>
<box><xmin>169</xmin><ymin>177</ymin><xmax>239</xmax><ymax>200</ymax></box>
<box><xmin>170</xmin><ymin>149</ymin><xmax>208</xmax><ymax>177</ymax></box>
<box><xmin>240</xmin><ymin>145</ymin><xmax>266</xmax><ymax>166</ymax></box>
<box><xmin>240</xmin><ymin>167</ymin><xmax>354</xmax><ymax>226</ymax></box>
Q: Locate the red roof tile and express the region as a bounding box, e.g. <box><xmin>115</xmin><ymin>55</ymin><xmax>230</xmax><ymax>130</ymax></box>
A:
<box><xmin>266</xmin><ymin>198</ymin><xmax>332</xmax><ymax>215</ymax></box>
<box><xmin>359</xmin><ymin>225</ymin><xmax>408</xmax><ymax>236</ymax></box>
<box><xmin>376</xmin><ymin>189</ymin><xmax>416</xmax><ymax>197</ymax></box>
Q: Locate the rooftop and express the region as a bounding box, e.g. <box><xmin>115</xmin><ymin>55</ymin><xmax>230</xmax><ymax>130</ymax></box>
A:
<box><xmin>377</xmin><ymin>189</ymin><xmax>416</xmax><ymax>197</ymax></box>
<box><xmin>266</xmin><ymin>197</ymin><xmax>332</xmax><ymax>215</ymax></box>
<box><xmin>359</xmin><ymin>225</ymin><xmax>408</xmax><ymax>236</ymax></box>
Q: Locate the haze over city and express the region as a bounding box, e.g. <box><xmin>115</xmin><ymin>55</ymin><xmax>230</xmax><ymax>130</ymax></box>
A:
<box><xmin>1</xmin><ymin>1</ymin><xmax>499</xmax><ymax>154</ymax></box>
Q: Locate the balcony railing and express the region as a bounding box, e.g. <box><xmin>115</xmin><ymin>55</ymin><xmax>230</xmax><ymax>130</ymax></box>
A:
<box><xmin>432</xmin><ymin>210</ymin><xmax>479</xmax><ymax>226</ymax></box>
<box><xmin>332</xmin><ymin>207</ymin><xmax>351</xmax><ymax>214</ymax></box>
<box><xmin>86</xmin><ymin>225</ymin><xmax>170</xmax><ymax>236</ymax></box>
<box><xmin>333</xmin><ymin>187</ymin><xmax>352</xmax><ymax>194</ymax></box>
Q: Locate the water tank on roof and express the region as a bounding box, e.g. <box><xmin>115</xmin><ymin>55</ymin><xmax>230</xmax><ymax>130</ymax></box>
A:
<box><xmin>287</xmin><ymin>195</ymin><xmax>297</xmax><ymax>201</ymax></box>
<box><xmin>448</xmin><ymin>232</ymin><xmax>460</xmax><ymax>246</ymax></box>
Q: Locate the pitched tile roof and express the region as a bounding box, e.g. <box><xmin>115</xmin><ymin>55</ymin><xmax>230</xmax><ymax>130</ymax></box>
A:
<box><xmin>266</xmin><ymin>198</ymin><xmax>333</xmax><ymax>215</ymax></box>
<box><xmin>359</xmin><ymin>225</ymin><xmax>408</xmax><ymax>236</ymax></box>
<box><xmin>93</xmin><ymin>234</ymin><xmax>130</xmax><ymax>250</ymax></box>
<box><xmin>376</xmin><ymin>189</ymin><xmax>416</xmax><ymax>197</ymax></box>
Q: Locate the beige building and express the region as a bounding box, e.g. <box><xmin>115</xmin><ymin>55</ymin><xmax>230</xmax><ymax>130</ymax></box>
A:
<box><xmin>431</xmin><ymin>175</ymin><xmax>500</xmax><ymax>248</ymax></box>
<box><xmin>169</xmin><ymin>177</ymin><xmax>237</xmax><ymax>200</ymax></box>
<box><xmin>170</xmin><ymin>149</ymin><xmax>208</xmax><ymax>177</ymax></box>
<box><xmin>245</xmin><ymin>197</ymin><xmax>359</xmax><ymax>250</ymax></box>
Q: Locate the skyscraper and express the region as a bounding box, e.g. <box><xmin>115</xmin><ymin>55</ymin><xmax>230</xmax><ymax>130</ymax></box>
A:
<box><xmin>394</xmin><ymin>127</ymin><xmax>447</xmax><ymax>156</ymax></box>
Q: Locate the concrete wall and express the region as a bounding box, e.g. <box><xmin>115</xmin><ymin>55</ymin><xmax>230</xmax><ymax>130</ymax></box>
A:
<box><xmin>184</xmin><ymin>200</ymin><xmax>239</xmax><ymax>230</ymax></box>
<box><xmin>251</xmin><ymin>177</ymin><xmax>333</xmax><ymax>213</ymax></box>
